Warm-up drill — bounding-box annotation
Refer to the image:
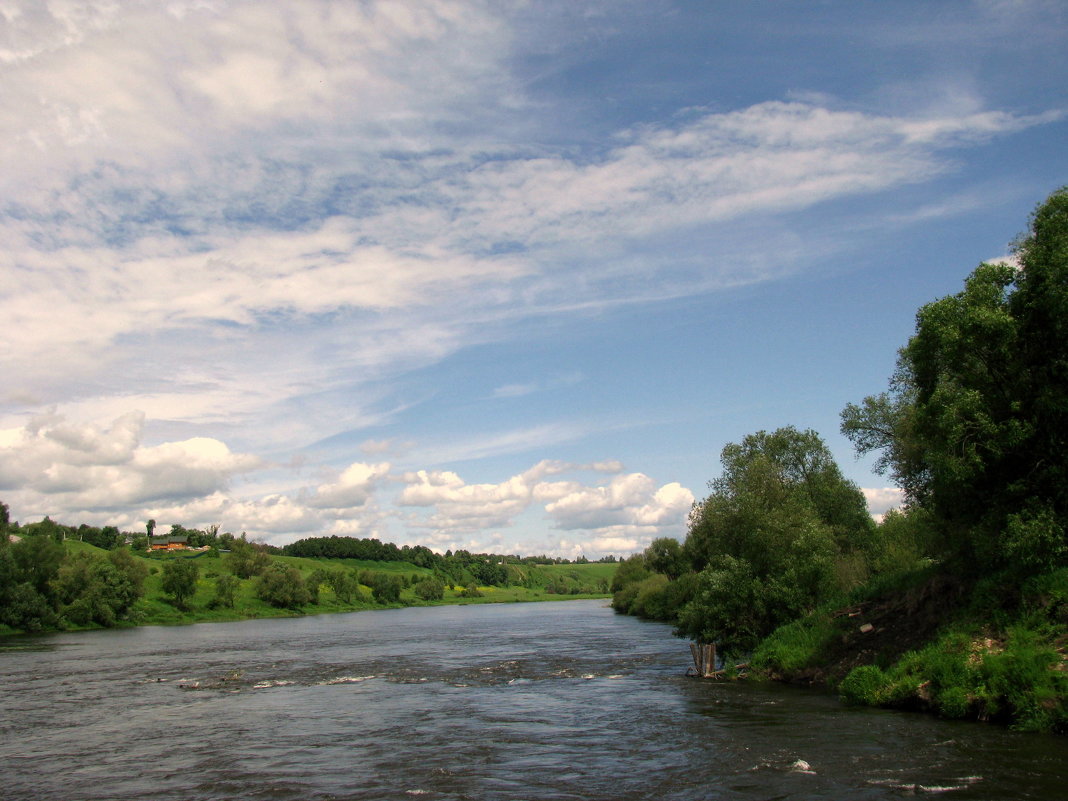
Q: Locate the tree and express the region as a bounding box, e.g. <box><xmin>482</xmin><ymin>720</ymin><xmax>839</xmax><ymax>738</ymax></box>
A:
<box><xmin>209</xmin><ymin>574</ymin><xmax>240</xmax><ymax>609</ymax></box>
<box><xmin>10</xmin><ymin>534</ymin><xmax>65</xmax><ymax>598</ymax></box>
<box><xmin>108</xmin><ymin>547</ymin><xmax>148</xmax><ymax>601</ymax></box>
<box><xmin>370</xmin><ymin>573</ymin><xmax>403</xmax><ymax>604</ymax></box>
<box><xmin>327</xmin><ymin>570</ymin><xmax>363</xmax><ymax>603</ymax></box>
<box><xmin>676</xmin><ymin>427</ymin><xmax>870</xmax><ymax>652</ymax></box>
<box><xmin>842</xmin><ymin>187</ymin><xmax>1068</xmax><ymax>574</ymax></box>
<box><xmin>610</xmin><ymin>554</ymin><xmax>651</xmax><ymax>593</ymax></box>
<box><xmin>413</xmin><ymin>576</ymin><xmax>445</xmax><ymax>601</ymax></box>
<box><xmin>644</xmin><ymin>537</ymin><xmax>687</xmax><ymax>580</ymax></box>
<box><xmin>161</xmin><ymin>559</ymin><xmax>199</xmax><ymax>609</ymax></box>
<box><xmin>305</xmin><ymin>568</ymin><xmax>333</xmax><ymax>604</ymax></box>
<box><xmin>256</xmin><ymin>565</ymin><xmax>310</xmax><ymax>609</ymax></box>
<box><xmin>228</xmin><ymin>538</ymin><xmax>272</xmax><ymax>578</ymax></box>
<box><xmin>59</xmin><ymin>557</ymin><xmax>141</xmax><ymax>627</ymax></box>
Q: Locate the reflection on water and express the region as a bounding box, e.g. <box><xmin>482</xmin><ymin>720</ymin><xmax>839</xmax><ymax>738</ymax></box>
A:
<box><xmin>1</xmin><ymin>600</ymin><xmax>1066</xmax><ymax>800</ymax></box>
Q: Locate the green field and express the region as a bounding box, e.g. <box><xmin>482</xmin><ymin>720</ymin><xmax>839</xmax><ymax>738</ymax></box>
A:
<box><xmin>2</xmin><ymin>542</ymin><xmax>614</xmax><ymax>633</ymax></box>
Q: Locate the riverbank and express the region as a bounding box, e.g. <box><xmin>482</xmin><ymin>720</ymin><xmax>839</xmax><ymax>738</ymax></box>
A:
<box><xmin>748</xmin><ymin>566</ymin><xmax>1068</xmax><ymax>733</ymax></box>
<box><xmin>0</xmin><ymin>540</ymin><xmax>613</xmax><ymax>637</ymax></box>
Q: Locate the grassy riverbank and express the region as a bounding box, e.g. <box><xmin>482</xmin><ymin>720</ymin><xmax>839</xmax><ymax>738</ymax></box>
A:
<box><xmin>0</xmin><ymin>540</ymin><xmax>613</xmax><ymax>635</ymax></box>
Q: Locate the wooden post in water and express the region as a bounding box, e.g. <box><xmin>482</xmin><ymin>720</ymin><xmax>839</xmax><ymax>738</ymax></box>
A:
<box><xmin>689</xmin><ymin>642</ymin><xmax>717</xmax><ymax>677</ymax></box>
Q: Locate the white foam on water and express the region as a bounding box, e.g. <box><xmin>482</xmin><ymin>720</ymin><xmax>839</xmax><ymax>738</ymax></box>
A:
<box><xmin>319</xmin><ymin>675</ymin><xmax>377</xmax><ymax>685</ymax></box>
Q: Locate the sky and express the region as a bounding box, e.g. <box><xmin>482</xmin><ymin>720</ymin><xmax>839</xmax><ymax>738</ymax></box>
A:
<box><xmin>2</xmin><ymin>0</ymin><xmax>1066</xmax><ymax>558</ymax></box>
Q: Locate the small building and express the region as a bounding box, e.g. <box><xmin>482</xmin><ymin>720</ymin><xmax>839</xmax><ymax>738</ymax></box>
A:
<box><xmin>149</xmin><ymin>536</ymin><xmax>189</xmax><ymax>551</ymax></box>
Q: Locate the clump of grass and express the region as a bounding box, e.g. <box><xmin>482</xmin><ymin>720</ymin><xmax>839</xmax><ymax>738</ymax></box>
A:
<box><xmin>751</xmin><ymin>608</ymin><xmax>840</xmax><ymax>675</ymax></box>
<box><xmin>837</xmin><ymin>624</ymin><xmax>1068</xmax><ymax>731</ymax></box>
<box><xmin>838</xmin><ymin>664</ymin><xmax>892</xmax><ymax>705</ymax></box>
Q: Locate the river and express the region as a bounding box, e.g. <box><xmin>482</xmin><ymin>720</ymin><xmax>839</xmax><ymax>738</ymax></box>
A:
<box><xmin>1</xmin><ymin>600</ymin><xmax>1065</xmax><ymax>800</ymax></box>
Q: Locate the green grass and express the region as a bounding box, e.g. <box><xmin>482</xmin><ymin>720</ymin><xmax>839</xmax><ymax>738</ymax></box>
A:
<box><xmin>751</xmin><ymin>604</ymin><xmax>842</xmax><ymax>675</ymax></box>
<box><xmin>130</xmin><ymin>551</ymin><xmax>610</xmax><ymax>628</ymax></box>
<box><xmin>1</xmin><ymin>546</ymin><xmax>612</xmax><ymax>635</ymax></box>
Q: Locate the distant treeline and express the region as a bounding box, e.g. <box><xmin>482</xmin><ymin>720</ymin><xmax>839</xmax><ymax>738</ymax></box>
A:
<box><xmin>282</xmin><ymin>535</ymin><xmax>617</xmax><ymax>588</ymax></box>
<box><xmin>1</xmin><ymin>499</ymin><xmax>618</xmax><ymax>635</ymax></box>
<box><xmin>282</xmin><ymin>534</ymin><xmax>617</xmax><ymax>569</ymax></box>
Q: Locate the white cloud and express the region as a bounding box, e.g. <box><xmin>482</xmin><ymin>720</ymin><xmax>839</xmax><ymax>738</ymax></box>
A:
<box><xmin>306</xmin><ymin>461</ymin><xmax>391</xmax><ymax>510</ymax></box>
<box><xmin>397</xmin><ymin>460</ymin><xmax>693</xmax><ymax>556</ymax></box>
<box><xmin>0</xmin><ymin>410</ymin><xmax>260</xmax><ymax>510</ymax></box>
<box><xmin>545</xmin><ymin>474</ymin><xmax>694</xmax><ymax>533</ymax></box>
<box><xmin>862</xmin><ymin>487</ymin><xmax>905</xmax><ymax>519</ymax></box>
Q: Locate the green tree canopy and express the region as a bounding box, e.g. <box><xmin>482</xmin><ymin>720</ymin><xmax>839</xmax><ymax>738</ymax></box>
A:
<box><xmin>161</xmin><ymin>559</ymin><xmax>199</xmax><ymax>609</ymax></box>
<box><xmin>256</xmin><ymin>564</ymin><xmax>311</xmax><ymax>609</ymax></box>
<box><xmin>677</xmin><ymin>426</ymin><xmax>871</xmax><ymax>652</ymax></box>
<box><xmin>842</xmin><ymin>187</ymin><xmax>1068</xmax><ymax>574</ymax></box>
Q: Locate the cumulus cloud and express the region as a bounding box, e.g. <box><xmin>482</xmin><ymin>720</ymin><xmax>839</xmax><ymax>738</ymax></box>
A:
<box><xmin>545</xmin><ymin>474</ymin><xmax>695</xmax><ymax>532</ymax></box>
<box><xmin>306</xmin><ymin>461</ymin><xmax>391</xmax><ymax>510</ymax></box>
<box><xmin>397</xmin><ymin>460</ymin><xmax>693</xmax><ymax>555</ymax></box>
<box><xmin>0</xmin><ymin>410</ymin><xmax>260</xmax><ymax>510</ymax></box>
<box><xmin>863</xmin><ymin>487</ymin><xmax>905</xmax><ymax>519</ymax></box>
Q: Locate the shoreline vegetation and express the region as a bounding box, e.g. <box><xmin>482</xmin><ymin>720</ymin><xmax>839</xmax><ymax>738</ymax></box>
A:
<box><xmin>0</xmin><ymin>527</ymin><xmax>615</xmax><ymax>638</ymax></box>
<box><xmin>609</xmin><ymin>188</ymin><xmax>1068</xmax><ymax>734</ymax></box>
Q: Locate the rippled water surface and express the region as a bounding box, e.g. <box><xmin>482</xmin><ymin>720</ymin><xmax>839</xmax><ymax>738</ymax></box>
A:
<box><xmin>2</xmin><ymin>600</ymin><xmax>1066</xmax><ymax>800</ymax></box>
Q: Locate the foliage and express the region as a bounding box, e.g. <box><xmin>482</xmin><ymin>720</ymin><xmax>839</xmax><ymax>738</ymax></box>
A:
<box><xmin>209</xmin><ymin>574</ymin><xmax>240</xmax><ymax>609</ymax></box>
<box><xmin>305</xmin><ymin>568</ymin><xmax>334</xmax><ymax>604</ymax></box>
<box><xmin>837</xmin><ymin>624</ymin><xmax>1068</xmax><ymax>731</ymax></box>
<box><xmin>610</xmin><ymin>554</ymin><xmax>651</xmax><ymax>594</ymax></box>
<box><xmin>842</xmin><ymin>187</ymin><xmax>1068</xmax><ymax>576</ymax></box>
<box><xmin>161</xmin><ymin>559</ymin><xmax>200</xmax><ymax>609</ymax></box>
<box><xmin>256</xmin><ymin>564</ymin><xmax>311</xmax><ymax>609</ymax></box>
<box><xmin>413</xmin><ymin>576</ymin><xmax>445</xmax><ymax>601</ymax></box>
<box><xmin>751</xmin><ymin>608</ymin><xmax>841</xmax><ymax>675</ymax></box>
<box><xmin>326</xmin><ymin>570</ymin><xmax>364</xmax><ymax>603</ymax></box>
<box><xmin>227</xmin><ymin>538</ymin><xmax>272</xmax><ymax>579</ymax></box>
<box><xmin>675</xmin><ymin>427</ymin><xmax>870</xmax><ymax>651</ymax></box>
<box><xmin>370</xmin><ymin>572</ymin><xmax>403</xmax><ymax>604</ymax></box>
<box><xmin>644</xmin><ymin>537</ymin><xmax>687</xmax><ymax>580</ymax></box>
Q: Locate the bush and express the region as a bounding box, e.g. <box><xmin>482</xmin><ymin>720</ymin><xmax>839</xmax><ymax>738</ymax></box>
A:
<box><xmin>413</xmin><ymin>577</ymin><xmax>445</xmax><ymax>601</ymax></box>
<box><xmin>976</xmin><ymin>626</ymin><xmax>1068</xmax><ymax>731</ymax></box>
<box><xmin>161</xmin><ymin>559</ymin><xmax>199</xmax><ymax>609</ymax></box>
<box><xmin>370</xmin><ymin>573</ymin><xmax>402</xmax><ymax>604</ymax></box>
<box><xmin>228</xmin><ymin>539</ymin><xmax>271</xmax><ymax>579</ymax></box>
<box><xmin>328</xmin><ymin>570</ymin><xmax>364</xmax><ymax>603</ymax></box>
<box><xmin>256</xmin><ymin>565</ymin><xmax>311</xmax><ymax>609</ymax></box>
<box><xmin>629</xmin><ymin>574</ymin><xmax>672</xmax><ymax>620</ymax></box>
<box><xmin>839</xmin><ymin>665</ymin><xmax>891</xmax><ymax>706</ymax></box>
<box><xmin>209</xmin><ymin>574</ymin><xmax>240</xmax><ymax>609</ymax></box>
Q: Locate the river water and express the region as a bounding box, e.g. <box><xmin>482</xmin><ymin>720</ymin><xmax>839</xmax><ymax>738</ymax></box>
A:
<box><xmin>1</xmin><ymin>600</ymin><xmax>1065</xmax><ymax>800</ymax></box>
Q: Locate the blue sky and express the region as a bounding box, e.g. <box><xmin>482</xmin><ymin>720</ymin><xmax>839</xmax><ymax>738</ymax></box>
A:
<box><xmin>2</xmin><ymin>0</ymin><xmax>1066</xmax><ymax>557</ymax></box>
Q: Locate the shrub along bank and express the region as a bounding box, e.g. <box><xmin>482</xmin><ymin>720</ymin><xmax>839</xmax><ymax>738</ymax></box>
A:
<box><xmin>0</xmin><ymin>529</ymin><xmax>613</xmax><ymax>635</ymax></box>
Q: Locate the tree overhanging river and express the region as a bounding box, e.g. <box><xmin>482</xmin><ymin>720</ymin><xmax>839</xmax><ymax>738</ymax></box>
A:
<box><xmin>2</xmin><ymin>600</ymin><xmax>1065</xmax><ymax>801</ymax></box>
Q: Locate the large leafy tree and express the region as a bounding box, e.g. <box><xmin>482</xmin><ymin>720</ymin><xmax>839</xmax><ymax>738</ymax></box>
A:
<box><xmin>161</xmin><ymin>559</ymin><xmax>200</xmax><ymax>609</ymax></box>
<box><xmin>677</xmin><ymin>427</ymin><xmax>872</xmax><ymax>652</ymax></box>
<box><xmin>842</xmin><ymin>187</ymin><xmax>1068</xmax><ymax>574</ymax></box>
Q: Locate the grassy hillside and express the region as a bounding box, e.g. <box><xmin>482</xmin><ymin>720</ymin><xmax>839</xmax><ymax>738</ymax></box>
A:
<box><xmin>0</xmin><ymin>542</ymin><xmax>612</xmax><ymax>633</ymax></box>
